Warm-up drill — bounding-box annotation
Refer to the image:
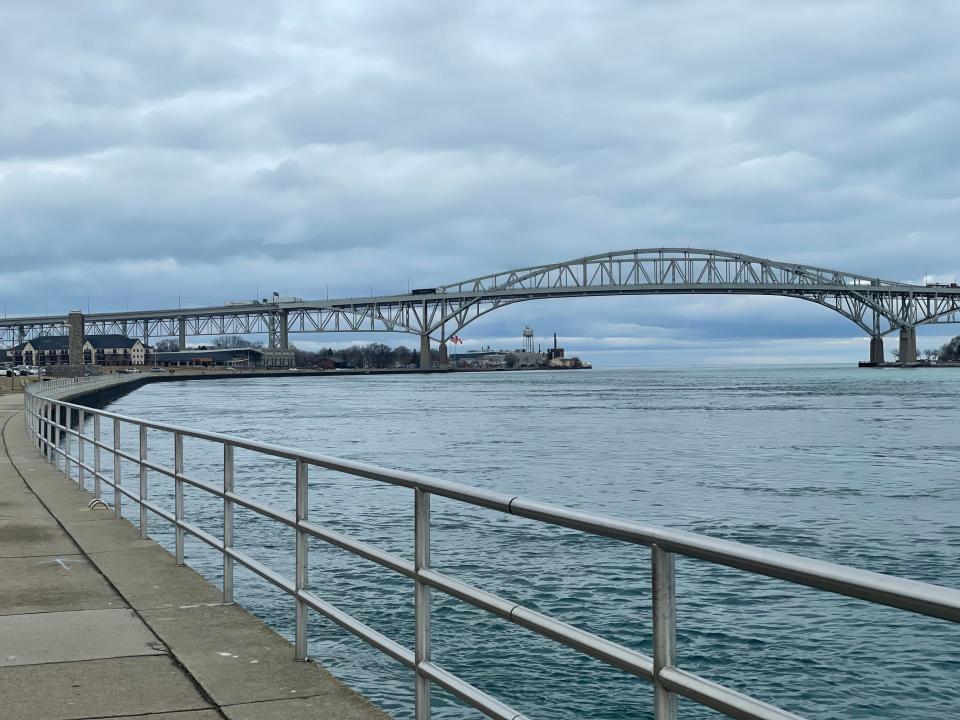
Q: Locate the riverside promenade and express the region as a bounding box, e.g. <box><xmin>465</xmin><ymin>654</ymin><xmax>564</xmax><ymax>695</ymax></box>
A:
<box><xmin>0</xmin><ymin>391</ymin><xmax>388</xmax><ymax>720</ymax></box>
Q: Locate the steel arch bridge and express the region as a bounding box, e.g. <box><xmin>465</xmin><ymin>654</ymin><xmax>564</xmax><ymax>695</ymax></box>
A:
<box><xmin>3</xmin><ymin>249</ymin><xmax>959</xmax><ymax>366</ymax></box>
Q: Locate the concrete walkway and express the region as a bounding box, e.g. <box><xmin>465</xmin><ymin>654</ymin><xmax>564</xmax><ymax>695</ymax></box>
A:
<box><xmin>0</xmin><ymin>393</ymin><xmax>389</xmax><ymax>720</ymax></box>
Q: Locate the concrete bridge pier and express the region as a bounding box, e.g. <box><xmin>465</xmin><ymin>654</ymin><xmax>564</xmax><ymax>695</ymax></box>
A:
<box><xmin>898</xmin><ymin>326</ymin><xmax>917</xmax><ymax>364</ymax></box>
<box><xmin>68</xmin><ymin>311</ymin><xmax>84</xmax><ymax>366</ymax></box>
<box><xmin>279</xmin><ymin>310</ymin><xmax>289</xmax><ymax>350</ymax></box>
<box><xmin>419</xmin><ymin>334</ymin><xmax>431</xmax><ymax>369</ymax></box>
<box><xmin>438</xmin><ymin>342</ymin><xmax>448</xmax><ymax>368</ymax></box>
<box><xmin>177</xmin><ymin>316</ymin><xmax>186</xmax><ymax>351</ymax></box>
<box><xmin>870</xmin><ymin>336</ymin><xmax>884</xmax><ymax>365</ymax></box>
<box><xmin>268</xmin><ymin>313</ymin><xmax>277</xmax><ymax>349</ymax></box>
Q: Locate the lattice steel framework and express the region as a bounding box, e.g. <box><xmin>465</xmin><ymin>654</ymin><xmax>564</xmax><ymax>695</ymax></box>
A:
<box><xmin>2</xmin><ymin>249</ymin><xmax>959</xmax><ymax>346</ymax></box>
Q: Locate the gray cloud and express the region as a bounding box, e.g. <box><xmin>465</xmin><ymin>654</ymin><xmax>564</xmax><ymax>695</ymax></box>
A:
<box><xmin>1</xmin><ymin>1</ymin><xmax>959</xmax><ymax>363</ymax></box>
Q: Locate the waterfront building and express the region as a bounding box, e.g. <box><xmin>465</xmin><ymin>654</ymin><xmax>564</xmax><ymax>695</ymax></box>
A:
<box><xmin>317</xmin><ymin>356</ymin><xmax>348</xmax><ymax>370</ymax></box>
<box><xmin>450</xmin><ymin>350</ymin><xmax>509</xmax><ymax>368</ymax></box>
<box><xmin>5</xmin><ymin>335</ymin><xmax>146</xmax><ymax>366</ymax></box>
<box><xmin>153</xmin><ymin>347</ymin><xmax>294</xmax><ymax>368</ymax></box>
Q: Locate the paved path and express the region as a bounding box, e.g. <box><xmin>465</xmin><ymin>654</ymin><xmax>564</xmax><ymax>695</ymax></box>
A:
<box><xmin>0</xmin><ymin>393</ymin><xmax>389</xmax><ymax>720</ymax></box>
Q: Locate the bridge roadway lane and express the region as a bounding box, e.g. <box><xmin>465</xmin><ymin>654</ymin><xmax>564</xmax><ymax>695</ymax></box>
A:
<box><xmin>0</xmin><ymin>393</ymin><xmax>389</xmax><ymax>720</ymax></box>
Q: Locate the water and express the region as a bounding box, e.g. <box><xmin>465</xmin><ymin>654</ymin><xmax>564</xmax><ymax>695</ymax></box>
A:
<box><xmin>99</xmin><ymin>367</ymin><xmax>960</xmax><ymax>719</ymax></box>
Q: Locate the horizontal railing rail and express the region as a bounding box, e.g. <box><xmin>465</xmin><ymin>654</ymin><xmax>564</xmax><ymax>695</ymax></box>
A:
<box><xmin>23</xmin><ymin>377</ymin><xmax>960</xmax><ymax>720</ymax></box>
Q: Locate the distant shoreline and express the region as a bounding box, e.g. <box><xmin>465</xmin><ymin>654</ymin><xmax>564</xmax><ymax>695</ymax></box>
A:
<box><xmin>859</xmin><ymin>361</ymin><xmax>960</xmax><ymax>369</ymax></box>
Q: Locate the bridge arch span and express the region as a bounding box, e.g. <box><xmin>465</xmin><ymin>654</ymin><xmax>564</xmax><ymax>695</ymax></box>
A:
<box><xmin>422</xmin><ymin>248</ymin><xmax>910</xmax><ymax>343</ymax></box>
<box><xmin>2</xmin><ymin>248</ymin><xmax>958</xmax><ymax>368</ymax></box>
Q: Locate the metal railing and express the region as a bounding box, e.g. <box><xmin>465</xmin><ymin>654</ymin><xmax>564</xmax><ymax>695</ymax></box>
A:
<box><xmin>22</xmin><ymin>378</ymin><xmax>960</xmax><ymax>720</ymax></box>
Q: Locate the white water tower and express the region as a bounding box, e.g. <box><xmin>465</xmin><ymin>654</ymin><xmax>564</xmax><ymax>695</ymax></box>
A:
<box><xmin>522</xmin><ymin>326</ymin><xmax>535</xmax><ymax>353</ymax></box>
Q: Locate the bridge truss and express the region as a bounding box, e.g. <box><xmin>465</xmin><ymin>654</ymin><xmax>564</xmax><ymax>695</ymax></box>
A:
<box><xmin>2</xmin><ymin>250</ymin><xmax>959</xmax><ymax>364</ymax></box>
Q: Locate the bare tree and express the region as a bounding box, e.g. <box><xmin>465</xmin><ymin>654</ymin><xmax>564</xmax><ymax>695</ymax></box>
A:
<box><xmin>212</xmin><ymin>335</ymin><xmax>263</xmax><ymax>349</ymax></box>
<box><xmin>937</xmin><ymin>335</ymin><xmax>960</xmax><ymax>361</ymax></box>
<box><xmin>393</xmin><ymin>345</ymin><xmax>413</xmax><ymax>366</ymax></box>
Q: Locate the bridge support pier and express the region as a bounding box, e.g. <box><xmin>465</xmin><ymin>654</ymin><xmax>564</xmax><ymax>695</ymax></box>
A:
<box><xmin>178</xmin><ymin>317</ymin><xmax>186</xmax><ymax>351</ymax></box>
<box><xmin>279</xmin><ymin>311</ymin><xmax>289</xmax><ymax>350</ymax></box>
<box><xmin>268</xmin><ymin>313</ymin><xmax>277</xmax><ymax>349</ymax></box>
<box><xmin>869</xmin><ymin>337</ymin><xmax>884</xmax><ymax>365</ymax></box>
<box><xmin>419</xmin><ymin>334</ymin><xmax>431</xmax><ymax>370</ymax></box>
<box><xmin>438</xmin><ymin>342</ymin><xmax>448</xmax><ymax>369</ymax></box>
<box><xmin>68</xmin><ymin>312</ymin><xmax>84</xmax><ymax>366</ymax></box>
<box><xmin>898</xmin><ymin>327</ymin><xmax>917</xmax><ymax>364</ymax></box>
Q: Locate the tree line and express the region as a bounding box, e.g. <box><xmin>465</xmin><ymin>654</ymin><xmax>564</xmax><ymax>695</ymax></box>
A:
<box><xmin>900</xmin><ymin>334</ymin><xmax>960</xmax><ymax>362</ymax></box>
<box><xmin>150</xmin><ymin>335</ymin><xmax>428</xmax><ymax>368</ymax></box>
<box><xmin>925</xmin><ymin>335</ymin><xmax>960</xmax><ymax>362</ymax></box>
<box><xmin>294</xmin><ymin>343</ymin><xmax>424</xmax><ymax>368</ymax></box>
<box><xmin>152</xmin><ymin>336</ymin><xmax>264</xmax><ymax>352</ymax></box>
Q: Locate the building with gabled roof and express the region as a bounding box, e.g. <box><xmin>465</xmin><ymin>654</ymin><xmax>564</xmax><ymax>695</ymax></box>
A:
<box><xmin>5</xmin><ymin>335</ymin><xmax>146</xmax><ymax>366</ymax></box>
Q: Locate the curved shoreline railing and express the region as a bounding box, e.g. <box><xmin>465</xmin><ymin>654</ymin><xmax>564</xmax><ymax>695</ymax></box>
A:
<box><xmin>23</xmin><ymin>377</ymin><xmax>960</xmax><ymax>720</ymax></box>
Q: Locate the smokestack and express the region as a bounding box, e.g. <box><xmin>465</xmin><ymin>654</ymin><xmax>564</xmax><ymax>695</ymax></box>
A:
<box><xmin>553</xmin><ymin>333</ymin><xmax>557</xmax><ymax>350</ymax></box>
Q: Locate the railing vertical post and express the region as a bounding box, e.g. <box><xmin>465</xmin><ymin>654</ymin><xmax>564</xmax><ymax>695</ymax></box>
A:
<box><xmin>93</xmin><ymin>414</ymin><xmax>101</xmax><ymax>499</ymax></box>
<box><xmin>63</xmin><ymin>405</ymin><xmax>72</xmax><ymax>480</ymax></box>
<box><xmin>47</xmin><ymin>401</ymin><xmax>60</xmax><ymax>470</ymax></box>
<box><xmin>223</xmin><ymin>444</ymin><xmax>234</xmax><ymax>603</ymax></box>
<box><xmin>42</xmin><ymin>403</ymin><xmax>49</xmax><ymax>457</ymax></box>
<box><xmin>61</xmin><ymin>405</ymin><xmax>68</xmax><ymax>472</ymax></box>
<box><xmin>113</xmin><ymin>418</ymin><xmax>122</xmax><ymax>518</ymax></box>
<box><xmin>415</xmin><ymin>488</ymin><xmax>431</xmax><ymax>720</ymax></box>
<box><xmin>652</xmin><ymin>544</ymin><xmax>677</xmax><ymax>720</ymax></box>
<box><xmin>62</xmin><ymin>406</ymin><xmax>69</xmax><ymax>472</ymax></box>
<box><xmin>50</xmin><ymin>403</ymin><xmax>56</xmax><ymax>461</ymax></box>
<box><xmin>77</xmin><ymin>410</ymin><xmax>85</xmax><ymax>490</ymax></box>
<box><xmin>139</xmin><ymin>425</ymin><xmax>148</xmax><ymax>538</ymax></box>
<box><xmin>48</xmin><ymin>403</ymin><xmax>55</xmax><ymax>460</ymax></box>
<box><xmin>175</xmin><ymin>432</ymin><xmax>184</xmax><ymax>565</ymax></box>
<box><xmin>46</xmin><ymin>403</ymin><xmax>52</xmax><ymax>459</ymax></box>
<box><xmin>295</xmin><ymin>459</ymin><xmax>309</xmax><ymax>661</ymax></box>
<box><xmin>51</xmin><ymin>404</ymin><xmax>57</xmax><ymax>467</ymax></box>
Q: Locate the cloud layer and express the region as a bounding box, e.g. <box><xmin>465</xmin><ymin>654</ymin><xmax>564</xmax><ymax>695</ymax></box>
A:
<box><xmin>2</xmin><ymin>1</ymin><xmax>958</xmax><ymax>363</ymax></box>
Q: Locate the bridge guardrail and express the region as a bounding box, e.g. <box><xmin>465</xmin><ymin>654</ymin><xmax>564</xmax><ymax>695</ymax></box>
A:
<box><xmin>23</xmin><ymin>377</ymin><xmax>960</xmax><ymax>720</ymax></box>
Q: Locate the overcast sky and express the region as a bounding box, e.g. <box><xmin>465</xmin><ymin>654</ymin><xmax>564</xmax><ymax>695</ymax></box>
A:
<box><xmin>2</xmin><ymin>1</ymin><xmax>958</xmax><ymax>365</ymax></box>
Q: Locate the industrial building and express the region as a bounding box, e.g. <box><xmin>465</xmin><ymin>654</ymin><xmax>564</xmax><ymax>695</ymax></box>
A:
<box><xmin>450</xmin><ymin>327</ymin><xmax>590</xmax><ymax>369</ymax></box>
<box><xmin>152</xmin><ymin>347</ymin><xmax>294</xmax><ymax>368</ymax></box>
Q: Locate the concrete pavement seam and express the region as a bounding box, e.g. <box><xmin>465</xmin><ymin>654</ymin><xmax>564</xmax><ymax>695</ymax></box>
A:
<box><xmin>1</xmin><ymin>408</ymin><xmax>229</xmax><ymax>720</ymax></box>
<box><xmin>60</xmin><ymin>710</ymin><xmax>217</xmax><ymax>720</ymax></box>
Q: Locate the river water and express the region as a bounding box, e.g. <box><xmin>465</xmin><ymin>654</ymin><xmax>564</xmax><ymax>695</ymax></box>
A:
<box><xmin>100</xmin><ymin>367</ymin><xmax>960</xmax><ymax>720</ymax></box>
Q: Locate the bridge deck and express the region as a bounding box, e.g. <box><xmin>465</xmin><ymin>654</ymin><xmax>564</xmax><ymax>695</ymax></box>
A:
<box><xmin>0</xmin><ymin>393</ymin><xmax>388</xmax><ymax>720</ymax></box>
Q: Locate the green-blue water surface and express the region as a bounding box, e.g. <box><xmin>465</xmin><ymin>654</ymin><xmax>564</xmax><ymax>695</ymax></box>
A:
<box><xmin>101</xmin><ymin>367</ymin><xmax>960</xmax><ymax>719</ymax></box>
